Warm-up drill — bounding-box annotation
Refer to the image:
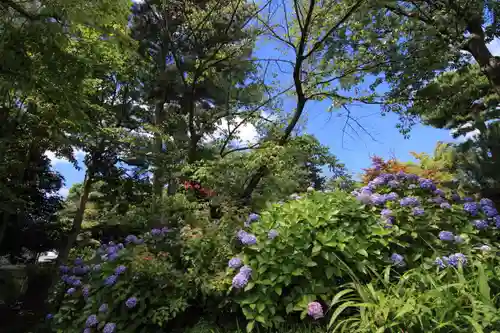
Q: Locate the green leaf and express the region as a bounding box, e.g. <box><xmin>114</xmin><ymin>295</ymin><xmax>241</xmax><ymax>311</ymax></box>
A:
<box><xmin>246</xmin><ymin>321</ymin><xmax>255</xmax><ymax>332</ymax></box>
<box><xmin>306</xmin><ymin>260</ymin><xmax>317</xmax><ymax>267</ymax></box>
<box><xmin>274</xmin><ymin>286</ymin><xmax>282</xmax><ymax>295</ymax></box>
<box><xmin>357</xmin><ymin>249</ymin><xmax>368</xmax><ymax>257</ymax></box>
<box><xmin>244</xmin><ymin>282</ymin><xmax>255</xmax><ymax>291</ymax></box>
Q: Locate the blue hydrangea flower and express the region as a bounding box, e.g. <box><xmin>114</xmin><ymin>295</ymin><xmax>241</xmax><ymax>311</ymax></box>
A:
<box><xmin>45</xmin><ymin>314</ymin><xmax>53</xmax><ymax>320</ymax></box>
<box><xmin>434</xmin><ymin>189</ymin><xmax>445</xmax><ymax>197</ymax></box>
<box><xmin>107</xmin><ymin>253</ymin><xmax>119</xmax><ymax>262</ymax></box>
<box><xmin>241</xmin><ymin>234</ymin><xmax>257</xmax><ymax>245</ymax></box>
<box><xmin>390</xmin><ymin>253</ymin><xmax>405</xmax><ymax>267</ymax></box>
<box><xmin>59</xmin><ymin>265</ymin><xmax>70</xmax><ymax>274</ymax></box>
<box><xmin>463</xmin><ymin>197</ymin><xmax>474</xmax><ymax>202</ymax></box>
<box><xmin>232</xmin><ymin>272</ymin><xmax>249</xmax><ymax>289</ymax></box>
<box><xmin>125</xmin><ymin>234</ymin><xmax>138</xmax><ymax>244</ymax></box>
<box><xmin>381</xmin><ymin>209</ymin><xmax>393</xmax><ymax>218</ymax></box>
<box><xmin>480</xmin><ymin>198</ymin><xmax>494</xmax><ymax>207</ymax></box>
<box><xmin>114</xmin><ymin>265</ymin><xmax>126</xmax><ymax>275</ymax></box>
<box><xmin>117</xmin><ymin>243</ymin><xmax>124</xmax><ymax>249</ymax></box>
<box><xmin>383</xmin><ymin>218</ymin><xmax>394</xmax><ymax>229</ymax></box>
<box><xmin>66</xmin><ymin>288</ymin><xmax>76</xmax><ymax>295</ymax></box>
<box><xmin>248</xmin><ymin>213</ymin><xmax>259</xmax><ymax>222</ymax></box>
<box><xmin>412</xmin><ymin>207</ymin><xmax>425</xmax><ymax>216</ymax></box>
<box><xmin>125</xmin><ymin>297</ymin><xmax>137</xmax><ymax>308</ymax></box>
<box><xmin>104</xmin><ymin>275</ymin><xmax>117</xmax><ymax>286</ymax></box>
<box><xmin>151</xmin><ymin>228</ymin><xmax>162</xmax><ymax>236</ymax></box>
<box><xmin>356</xmin><ymin>192</ymin><xmax>372</xmax><ymax>204</ymax></box>
<box><xmin>432</xmin><ymin>196</ymin><xmax>446</xmax><ymax>204</ymax></box>
<box><xmin>400</xmin><ymin>197</ymin><xmax>419</xmax><ymax>207</ymax></box>
<box><xmin>236</xmin><ymin>229</ymin><xmax>248</xmax><ymax>241</ymax></box>
<box><xmin>464</xmin><ymin>202</ymin><xmax>479</xmax><ymax>216</ymax></box>
<box><xmin>371</xmin><ymin>176</ymin><xmax>386</xmax><ymax>186</ymax></box>
<box><xmin>451</xmin><ymin>193</ymin><xmax>461</xmax><ymax>202</ymax></box>
<box><xmin>388</xmin><ymin>180</ymin><xmax>400</xmax><ymax>188</ymax></box>
<box><xmin>240</xmin><ymin>265</ymin><xmax>252</xmax><ymax>277</ymax></box>
<box><xmin>103</xmin><ymin>323</ymin><xmax>116</xmax><ymax>333</ymax></box>
<box><xmin>371</xmin><ymin>194</ymin><xmax>387</xmax><ymax>205</ymax></box>
<box><xmin>360</xmin><ymin>186</ymin><xmax>374</xmax><ymax>193</ymax></box>
<box><xmin>386</xmin><ymin>192</ymin><xmax>399</xmax><ymax>201</ymax></box>
<box><xmin>434</xmin><ymin>257</ymin><xmax>446</xmax><ymax>269</ymax></box>
<box><xmin>84</xmin><ymin>329</ymin><xmax>91</xmax><ymax>333</ymax></box>
<box><xmin>228</xmin><ymin>257</ymin><xmax>242</xmax><ymax>269</ymax></box>
<box><xmin>85</xmin><ymin>314</ymin><xmax>98</xmax><ymax>327</ymax></box>
<box><xmin>74</xmin><ymin>257</ymin><xmax>84</xmax><ymax>266</ymax></box>
<box><xmin>72</xmin><ymin>279</ymin><xmax>82</xmax><ymax>287</ymax></box>
<box><xmin>438</xmin><ymin>231</ymin><xmax>454</xmax><ymax>241</ymax></box>
<box><xmin>454</xmin><ymin>235</ymin><xmax>464</xmax><ymax>244</ymax></box>
<box><xmin>482</xmin><ymin>205</ymin><xmax>498</xmax><ymax>218</ymax></box>
<box><xmin>99</xmin><ymin>303</ymin><xmax>108</xmax><ymax>313</ymax></box>
<box><xmin>82</xmin><ymin>287</ymin><xmax>89</xmax><ymax>298</ymax></box>
<box><xmin>473</xmin><ymin>219</ymin><xmax>489</xmax><ymax>230</ymax></box>
<box><xmin>268</xmin><ymin>229</ymin><xmax>278</xmax><ymax>239</ymax></box>
<box><xmin>440</xmin><ymin>202</ymin><xmax>451</xmax><ymax>209</ymax></box>
<box><xmin>107</xmin><ymin>246</ymin><xmax>118</xmax><ymax>255</ymax></box>
<box><xmin>446</xmin><ymin>253</ymin><xmax>467</xmax><ymax>267</ymax></box>
<box><xmin>419</xmin><ymin>178</ymin><xmax>436</xmax><ymax>190</ymax></box>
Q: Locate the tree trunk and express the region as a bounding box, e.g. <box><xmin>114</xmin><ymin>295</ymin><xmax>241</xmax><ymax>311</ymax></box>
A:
<box><xmin>465</xmin><ymin>19</ymin><xmax>500</xmax><ymax>95</ymax></box>
<box><xmin>152</xmin><ymin>100</ymin><xmax>166</xmax><ymax>201</ymax></box>
<box><xmin>56</xmin><ymin>170</ymin><xmax>93</xmax><ymax>265</ymax></box>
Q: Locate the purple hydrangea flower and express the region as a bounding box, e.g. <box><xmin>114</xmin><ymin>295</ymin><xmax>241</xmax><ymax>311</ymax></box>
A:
<box><xmin>434</xmin><ymin>257</ymin><xmax>446</xmax><ymax>269</ymax></box>
<box><xmin>388</xmin><ymin>180</ymin><xmax>400</xmax><ymax>188</ymax></box>
<box><xmin>228</xmin><ymin>257</ymin><xmax>243</xmax><ymax>269</ymax></box>
<box><xmin>381</xmin><ymin>209</ymin><xmax>393</xmax><ymax>218</ymax></box>
<box><xmin>107</xmin><ymin>253</ymin><xmax>119</xmax><ymax>262</ymax></box>
<box><xmin>371</xmin><ymin>194</ymin><xmax>387</xmax><ymax>205</ymax></box>
<box><xmin>74</xmin><ymin>257</ymin><xmax>84</xmax><ymax>266</ymax></box>
<box><xmin>395</xmin><ymin>171</ymin><xmax>408</xmax><ymax>180</ymax></box>
<box><xmin>439</xmin><ymin>231</ymin><xmax>454</xmax><ymax>241</ymax></box>
<box><xmin>390</xmin><ymin>253</ymin><xmax>405</xmax><ymax>267</ymax></box>
<box><xmin>440</xmin><ymin>202</ymin><xmax>451</xmax><ymax>210</ymax></box>
<box><xmin>268</xmin><ymin>229</ymin><xmax>279</xmax><ymax>239</ymax></box>
<box><xmin>482</xmin><ymin>205</ymin><xmax>498</xmax><ymax>217</ymax></box>
<box><xmin>419</xmin><ymin>178</ymin><xmax>436</xmax><ymax>190</ymax></box>
<box><xmin>412</xmin><ymin>207</ymin><xmax>425</xmax><ymax>216</ymax></box>
<box><xmin>236</xmin><ymin>230</ymin><xmax>248</xmax><ymax>241</ymax></box>
<box><xmin>66</xmin><ymin>288</ymin><xmax>76</xmax><ymax>295</ymax></box>
<box><xmin>84</xmin><ymin>329</ymin><xmax>91</xmax><ymax>333</ymax></box>
<box><xmin>232</xmin><ymin>272</ymin><xmax>249</xmax><ymax>289</ymax></box>
<box><xmin>104</xmin><ymin>275</ymin><xmax>117</xmax><ymax>286</ymax></box>
<box><xmin>307</xmin><ymin>301</ymin><xmax>324</xmax><ymax>320</ymax></box>
<box><xmin>103</xmin><ymin>323</ymin><xmax>116</xmax><ymax>333</ymax></box>
<box><xmin>72</xmin><ymin>279</ymin><xmax>82</xmax><ymax>287</ymax></box>
<box><xmin>386</xmin><ymin>192</ymin><xmax>399</xmax><ymax>201</ymax></box>
<box><xmin>383</xmin><ymin>218</ymin><xmax>394</xmax><ymax>229</ymax></box>
<box><xmin>241</xmin><ymin>234</ymin><xmax>257</xmax><ymax>245</ymax></box>
<box><xmin>107</xmin><ymin>246</ymin><xmax>118</xmax><ymax>255</ymax></box>
<box><xmin>151</xmin><ymin>228</ymin><xmax>162</xmax><ymax>236</ymax></box>
<box><xmin>463</xmin><ymin>197</ymin><xmax>474</xmax><ymax>202</ymax></box>
<box><xmin>446</xmin><ymin>253</ymin><xmax>467</xmax><ymax>267</ymax></box>
<box><xmin>45</xmin><ymin>314</ymin><xmax>53</xmax><ymax>320</ymax></box>
<box><xmin>451</xmin><ymin>193</ymin><xmax>461</xmax><ymax>202</ymax></box>
<box><xmin>480</xmin><ymin>198</ymin><xmax>494</xmax><ymax>207</ymax></box>
<box><xmin>371</xmin><ymin>176</ymin><xmax>386</xmax><ymax>186</ymax></box>
<box><xmin>464</xmin><ymin>202</ymin><xmax>479</xmax><ymax>216</ymax></box>
<box><xmin>85</xmin><ymin>314</ymin><xmax>98</xmax><ymax>327</ymax></box>
<box><xmin>114</xmin><ymin>265</ymin><xmax>126</xmax><ymax>275</ymax></box>
<box><xmin>99</xmin><ymin>303</ymin><xmax>108</xmax><ymax>313</ymax></box>
<box><xmin>473</xmin><ymin>219</ymin><xmax>489</xmax><ymax>230</ymax></box>
<box><xmin>125</xmin><ymin>297</ymin><xmax>137</xmax><ymax>308</ymax></box>
<box><xmin>400</xmin><ymin>197</ymin><xmax>419</xmax><ymax>207</ymax></box>
<box><xmin>240</xmin><ymin>265</ymin><xmax>252</xmax><ymax>277</ymax></box>
<box><xmin>356</xmin><ymin>192</ymin><xmax>372</xmax><ymax>204</ymax></box>
<box><xmin>82</xmin><ymin>287</ymin><xmax>90</xmax><ymax>298</ymax></box>
<box><xmin>248</xmin><ymin>213</ymin><xmax>259</xmax><ymax>222</ymax></box>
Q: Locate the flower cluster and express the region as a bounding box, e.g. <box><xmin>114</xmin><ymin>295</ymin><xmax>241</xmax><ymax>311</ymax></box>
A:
<box><xmin>391</xmin><ymin>253</ymin><xmax>406</xmax><ymax>267</ymax></box>
<box><xmin>236</xmin><ymin>230</ymin><xmax>257</xmax><ymax>245</ymax></box>
<box><xmin>307</xmin><ymin>301</ymin><xmax>324</xmax><ymax>320</ymax></box>
<box><xmin>232</xmin><ymin>265</ymin><xmax>253</xmax><ymax>289</ymax></box>
<box><xmin>434</xmin><ymin>253</ymin><xmax>467</xmax><ymax>269</ymax></box>
<box><xmin>183</xmin><ymin>180</ymin><xmax>216</xmax><ymax>197</ymax></box>
<box><xmin>125</xmin><ymin>297</ymin><xmax>138</xmax><ymax>309</ymax></box>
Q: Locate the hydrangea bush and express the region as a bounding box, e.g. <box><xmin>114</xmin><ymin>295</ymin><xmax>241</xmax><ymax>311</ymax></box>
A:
<box><xmin>229</xmin><ymin>171</ymin><xmax>499</xmax><ymax>331</ymax></box>
<box><xmin>47</xmin><ymin>220</ymin><xmax>233</xmax><ymax>332</ymax></box>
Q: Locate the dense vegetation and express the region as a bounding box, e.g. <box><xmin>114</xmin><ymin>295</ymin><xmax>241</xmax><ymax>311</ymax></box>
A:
<box><xmin>0</xmin><ymin>0</ymin><xmax>499</xmax><ymax>332</ymax></box>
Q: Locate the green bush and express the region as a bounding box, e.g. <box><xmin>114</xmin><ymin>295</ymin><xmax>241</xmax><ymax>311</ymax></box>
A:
<box><xmin>228</xmin><ymin>171</ymin><xmax>499</xmax><ymax>331</ymax></box>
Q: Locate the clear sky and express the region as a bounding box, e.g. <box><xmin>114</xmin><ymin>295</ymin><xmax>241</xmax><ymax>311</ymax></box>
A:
<box><xmin>47</xmin><ymin>4</ymin><xmax>500</xmax><ymax>196</ymax></box>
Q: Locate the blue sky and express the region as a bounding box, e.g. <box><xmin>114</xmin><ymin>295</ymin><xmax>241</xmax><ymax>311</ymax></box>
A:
<box><xmin>47</xmin><ymin>4</ymin><xmax>500</xmax><ymax>196</ymax></box>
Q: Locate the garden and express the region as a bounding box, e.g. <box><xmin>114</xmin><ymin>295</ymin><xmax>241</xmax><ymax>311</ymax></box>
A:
<box><xmin>1</xmin><ymin>0</ymin><xmax>500</xmax><ymax>332</ymax></box>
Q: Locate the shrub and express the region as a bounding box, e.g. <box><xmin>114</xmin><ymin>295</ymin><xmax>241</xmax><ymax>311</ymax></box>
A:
<box><xmin>229</xmin><ymin>171</ymin><xmax>500</xmax><ymax>331</ymax></box>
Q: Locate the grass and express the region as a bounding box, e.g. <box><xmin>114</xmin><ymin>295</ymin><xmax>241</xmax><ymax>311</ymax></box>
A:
<box><xmin>181</xmin><ymin>320</ymin><xmax>326</xmax><ymax>333</ymax></box>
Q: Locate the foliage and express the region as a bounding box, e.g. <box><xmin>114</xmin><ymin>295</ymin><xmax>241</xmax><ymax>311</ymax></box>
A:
<box><xmin>229</xmin><ymin>169</ymin><xmax>499</xmax><ymax>331</ymax></box>
<box><xmin>329</xmin><ymin>260</ymin><xmax>500</xmax><ymax>332</ymax></box>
